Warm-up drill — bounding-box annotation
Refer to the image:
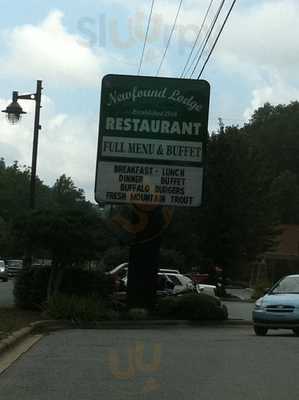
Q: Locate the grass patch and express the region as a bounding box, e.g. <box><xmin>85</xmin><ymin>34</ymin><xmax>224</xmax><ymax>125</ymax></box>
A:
<box><xmin>0</xmin><ymin>307</ymin><xmax>41</xmax><ymax>341</ymax></box>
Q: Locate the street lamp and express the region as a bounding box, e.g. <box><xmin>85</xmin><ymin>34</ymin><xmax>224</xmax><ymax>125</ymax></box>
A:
<box><xmin>2</xmin><ymin>80</ymin><xmax>43</xmax><ymax>209</ymax></box>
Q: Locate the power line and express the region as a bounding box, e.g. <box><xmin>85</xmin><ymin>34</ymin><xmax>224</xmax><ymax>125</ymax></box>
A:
<box><xmin>180</xmin><ymin>0</ymin><xmax>214</xmax><ymax>79</ymax></box>
<box><xmin>188</xmin><ymin>0</ymin><xmax>226</xmax><ymax>78</ymax></box>
<box><xmin>137</xmin><ymin>0</ymin><xmax>156</xmax><ymax>75</ymax></box>
<box><xmin>197</xmin><ymin>0</ymin><xmax>237</xmax><ymax>79</ymax></box>
<box><xmin>155</xmin><ymin>0</ymin><xmax>184</xmax><ymax>76</ymax></box>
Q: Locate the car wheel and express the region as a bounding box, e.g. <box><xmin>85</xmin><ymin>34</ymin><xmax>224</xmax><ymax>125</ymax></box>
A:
<box><xmin>254</xmin><ymin>326</ymin><xmax>268</xmax><ymax>336</ymax></box>
<box><xmin>293</xmin><ymin>329</ymin><xmax>299</xmax><ymax>336</ymax></box>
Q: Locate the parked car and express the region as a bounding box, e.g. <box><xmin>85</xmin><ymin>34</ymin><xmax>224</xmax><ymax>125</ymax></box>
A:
<box><xmin>253</xmin><ymin>274</ymin><xmax>299</xmax><ymax>336</ymax></box>
<box><xmin>196</xmin><ymin>284</ymin><xmax>217</xmax><ymax>297</ymax></box>
<box><xmin>188</xmin><ymin>273</ymin><xmax>210</xmax><ymax>284</ymax></box>
<box><xmin>121</xmin><ymin>272</ymin><xmax>193</xmax><ymax>294</ymax></box>
<box><xmin>108</xmin><ymin>262</ymin><xmax>180</xmax><ymax>276</ymax></box>
<box><xmin>108</xmin><ymin>262</ymin><xmax>181</xmax><ymax>289</ymax></box>
<box><xmin>0</xmin><ymin>260</ymin><xmax>8</xmax><ymax>282</ymax></box>
<box><xmin>107</xmin><ymin>262</ymin><xmax>128</xmax><ymax>278</ymax></box>
<box><xmin>164</xmin><ymin>273</ymin><xmax>194</xmax><ymax>294</ymax></box>
<box><xmin>6</xmin><ymin>259</ymin><xmax>23</xmax><ymax>277</ymax></box>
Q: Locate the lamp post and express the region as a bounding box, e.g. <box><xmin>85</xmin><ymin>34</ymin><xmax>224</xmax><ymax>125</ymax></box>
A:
<box><xmin>2</xmin><ymin>80</ymin><xmax>43</xmax><ymax>209</ymax></box>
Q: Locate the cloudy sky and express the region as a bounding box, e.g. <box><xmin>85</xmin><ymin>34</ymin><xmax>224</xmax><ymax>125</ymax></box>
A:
<box><xmin>1</xmin><ymin>0</ymin><xmax>298</xmax><ymax>201</ymax></box>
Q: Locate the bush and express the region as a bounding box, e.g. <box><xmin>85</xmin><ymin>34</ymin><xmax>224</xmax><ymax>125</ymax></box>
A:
<box><xmin>14</xmin><ymin>267</ymin><xmax>51</xmax><ymax>310</ymax></box>
<box><xmin>252</xmin><ymin>280</ymin><xmax>271</xmax><ymax>300</ymax></box>
<box><xmin>14</xmin><ymin>266</ymin><xmax>115</xmax><ymax>310</ymax></box>
<box><xmin>101</xmin><ymin>246</ymin><xmax>129</xmax><ymax>272</ymax></box>
<box><xmin>126</xmin><ymin>308</ymin><xmax>149</xmax><ymax>320</ymax></box>
<box><xmin>156</xmin><ymin>293</ymin><xmax>227</xmax><ymax>321</ymax></box>
<box><xmin>159</xmin><ymin>248</ymin><xmax>185</xmax><ymax>270</ymax></box>
<box><xmin>45</xmin><ymin>294</ymin><xmax>119</xmax><ymax>322</ymax></box>
<box><xmin>60</xmin><ymin>269</ymin><xmax>114</xmax><ymax>299</ymax></box>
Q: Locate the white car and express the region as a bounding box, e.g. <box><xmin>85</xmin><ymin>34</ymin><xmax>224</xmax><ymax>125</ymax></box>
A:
<box><xmin>121</xmin><ymin>271</ymin><xmax>192</xmax><ymax>293</ymax></box>
<box><xmin>6</xmin><ymin>259</ymin><xmax>23</xmax><ymax>277</ymax></box>
<box><xmin>163</xmin><ymin>273</ymin><xmax>194</xmax><ymax>294</ymax></box>
<box><xmin>0</xmin><ymin>260</ymin><xmax>8</xmax><ymax>282</ymax></box>
<box><xmin>108</xmin><ymin>262</ymin><xmax>180</xmax><ymax>281</ymax></box>
<box><xmin>196</xmin><ymin>284</ymin><xmax>217</xmax><ymax>297</ymax></box>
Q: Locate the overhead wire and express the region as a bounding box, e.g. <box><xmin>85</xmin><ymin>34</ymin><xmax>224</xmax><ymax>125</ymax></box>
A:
<box><xmin>187</xmin><ymin>0</ymin><xmax>226</xmax><ymax>78</ymax></box>
<box><xmin>197</xmin><ymin>0</ymin><xmax>237</xmax><ymax>79</ymax></box>
<box><xmin>137</xmin><ymin>0</ymin><xmax>156</xmax><ymax>75</ymax></box>
<box><xmin>155</xmin><ymin>0</ymin><xmax>184</xmax><ymax>76</ymax></box>
<box><xmin>180</xmin><ymin>0</ymin><xmax>214</xmax><ymax>79</ymax></box>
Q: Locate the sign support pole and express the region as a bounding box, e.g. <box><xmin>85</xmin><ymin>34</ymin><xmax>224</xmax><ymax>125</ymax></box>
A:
<box><xmin>127</xmin><ymin>210</ymin><xmax>162</xmax><ymax>310</ymax></box>
<box><xmin>128</xmin><ymin>234</ymin><xmax>161</xmax><ymax>310</ymax></box>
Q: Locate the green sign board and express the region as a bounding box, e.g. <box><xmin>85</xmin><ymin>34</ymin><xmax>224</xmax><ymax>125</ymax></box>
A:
<box><xmin>95</xmin><ymin>74</ymin><xmax>210</xmax><ymax>207</ymax></box>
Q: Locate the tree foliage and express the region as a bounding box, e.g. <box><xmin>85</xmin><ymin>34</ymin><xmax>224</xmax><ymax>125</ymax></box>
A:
<box><xmin>164</xmin><ymin>101</ymin><xmax>299</xmax><ymax>275</ymax></box>
<box><xmin>0</xmin><ymin>161</ymin><xmax>113</xmax><ymax>261</ymax></box>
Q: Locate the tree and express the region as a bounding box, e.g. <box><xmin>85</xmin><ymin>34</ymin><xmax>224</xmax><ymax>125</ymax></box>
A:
<box><xmin>12</xmin><ymin>207</ymin><xmax>110</xmax><ymax>299</ymax></box>
<box><xmin>51</xmin><ymin>174</ymin><xmax>86</xmax><ymax>209</ymax></box>
<box><xmin>195</xmin><ymin>126</ymin><xmax>278</xmax><ymax>275</ymax></box>
<box><xmin>0</xmin><ymin>160</ymin><xmax>52</xmax><ymax>222</ymax></box>
<box><xmin>101</xmin><ymin>246</ymin><xmax>129</xmax><ymax>272</ymax></box>
<box><xmin>245</xmin><ymin>101</ymin><xmax>299</xmax><ymax>179</ymax></box>
<box><xmin>270</xmin><ymin>170</ymin><xmax>299</xmax><ymax>224</ymax></box>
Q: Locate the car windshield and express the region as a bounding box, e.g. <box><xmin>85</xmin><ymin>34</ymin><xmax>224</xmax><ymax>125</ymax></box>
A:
<box><xmin>167</xmin><ymin>275</ymin><xmax>182</xmax><ymax>286</ymax></box>
<box><xmin>270</xmin><ymin>276</ymin><xmax>299</xmax><ymax>294</ymax></box>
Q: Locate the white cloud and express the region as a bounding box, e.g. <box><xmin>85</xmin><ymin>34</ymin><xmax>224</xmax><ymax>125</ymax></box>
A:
<box><xmin>218</xmin><ymin>0</ymin><xmax>299</xmax><ymax>75</ymax></box>
<box><xmin>0</xmin><ymin>95</ymin><xmax>98</xmax><ymax>201</ymax></box>
<box><xmin>209</xmin><ymin>0</ymin><xmax>299</xmax><ymax>122</ymax></box>
<box><xmin>1</xmin><ymin>10</ymin><xmax>109</xmax><ymax>87</ymax></box>
<box><xmin>243</xmin><ymin>74</ymin><xmax>299</xmax><ymax>121</ymax></box>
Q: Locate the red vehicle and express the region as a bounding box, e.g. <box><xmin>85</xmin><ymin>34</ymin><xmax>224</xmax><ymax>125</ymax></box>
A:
<box><xmin>187</xmin><ymin>273</ymin><xmax>210</xmax><ymax>284</ymax></box>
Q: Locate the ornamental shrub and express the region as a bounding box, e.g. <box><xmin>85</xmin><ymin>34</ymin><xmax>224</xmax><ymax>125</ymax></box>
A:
<box><xmin>157</xmin><ymin>293</ymin><xmax>227</xmax><ymax>320</ymax></box>
<box><xmin>46</xmin><ymin>294</ymin><xmax>119</xmax><ymax>322</ymax></box>
<box><xmin>14</xmin><ymin>266</ymin><xmax>115</xmax><ymax>310</ymax></box>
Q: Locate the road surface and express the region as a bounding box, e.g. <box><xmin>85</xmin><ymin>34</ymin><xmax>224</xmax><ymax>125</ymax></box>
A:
<box><xmin>223</xmin><ymin>301</ymin><xmax>254</xmax><ymax>320</ymax></box>
<box><xmin>1</xmin><ymin>326</ymin><xmax>299</xmax><ymax>399</ymax></box>
<box><xmin>0</xmin><ymin>280</ymin><xmax>14</xmax><ymax>307</ymax></box>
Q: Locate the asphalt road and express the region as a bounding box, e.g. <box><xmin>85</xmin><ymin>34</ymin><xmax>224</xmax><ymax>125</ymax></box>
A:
<box><xmin>0</xmin><ymin>280</ymin><xmax>14</xmax><ymax>307</ymax></box>
<box><xmin>225</xmin><ymin>287</ymin><xmax>254</xmax><ymax>301</ymax></box>
<box><xmin>223</xmin><ymin>301</ymin><xmax>254</xmax><ymax>321</ymax></box>
<box><xmin>1</xmin><ymin>326</ymin><xmax>299</xmax><ymax>400</ymax></box>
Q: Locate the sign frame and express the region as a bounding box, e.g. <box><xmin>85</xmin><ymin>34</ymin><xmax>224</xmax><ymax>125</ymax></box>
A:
<box><xmin>95</xmin><ymin>74</ymin><xmax>210</xmax><ymax>208</ymax></box>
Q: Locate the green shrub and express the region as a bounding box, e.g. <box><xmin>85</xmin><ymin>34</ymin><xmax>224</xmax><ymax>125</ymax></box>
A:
<box><xmin>60</xmin><ymin>269</ymin><xmax>114</xmax><ymax>299</ymax></box>
<box><xmin>156</xmin><ymin>293</ymin><xmax>227</xmax><ymax>321</ymax></box>
<box><xmin>159</xmin><ymin>248</ymin><xmax>185</xmax><ymax>270</ymax></box>
<box><xmin>14</xmin><ymin>267</ymin><xmax>115</xmax><ymax>310</ymax></box>
<box><xmin>127</xmin><ymin>308</ymin><xmax>149</xmax><ymax>320</ymax></box>
<box><xmin>13</xmin><ymin>267</ymin><xmax>51</xmax><ymax>310</ymax></box>
<box><xmin>102</xmin><ymin>246</ymin><xmax>129</xmax><ymax>272</ymax></box>
<box><xmin>252</xmin><ymin>280</ymin><xmax>272</xmax><ymax>300</ymax></box>
<box><xmin>46</xmin><ymin>294</ymin><xmax>119</xmax><ymax>322</ymax></box>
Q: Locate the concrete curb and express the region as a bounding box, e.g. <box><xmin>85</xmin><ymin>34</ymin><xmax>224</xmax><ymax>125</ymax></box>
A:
<box><xmin>0</xmin><ymin>318</ymin><xmax>253</xmax><ymax>356</ymax></box>
<box><xmin>0</xmin><ymin>326</ymin><xmax>34</xmax><ymax>355</ymax></box>
<box><xmin>29</xmin><ymin>318</ymin><xmax>253</xmax><ymax>331</ymax></box>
